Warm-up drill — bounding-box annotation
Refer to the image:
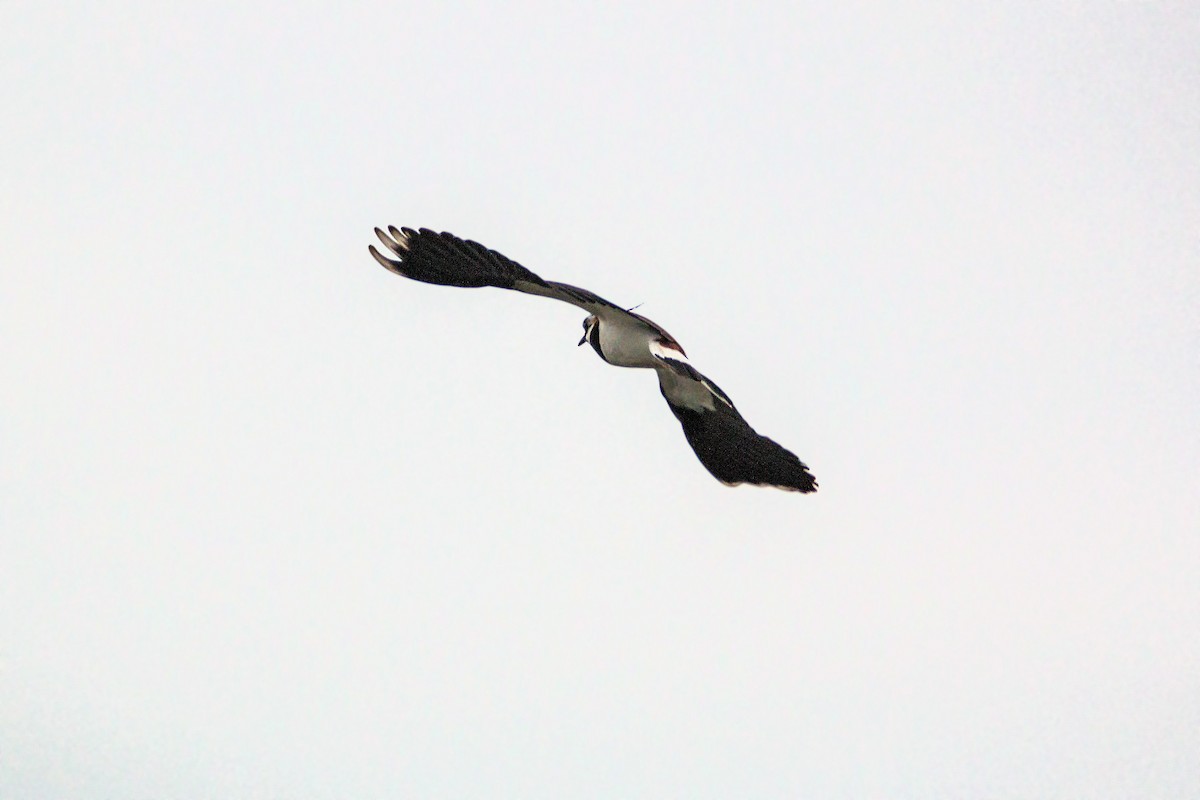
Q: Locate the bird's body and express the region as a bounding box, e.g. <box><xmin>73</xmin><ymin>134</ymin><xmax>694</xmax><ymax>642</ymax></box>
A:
<box><xmin>587</xmin><ymin>313</ymin><xmax>677</xmax><ymax>369</ymax></box>
<box><xmin>593</xmin><ymin>317</ymin><xmax>655</xmax><ymax>367</ymax></box>
<box><xmin>369</xmin><ymin>226</ymin><xmax>817</xmax><ymax>493</ymax></box>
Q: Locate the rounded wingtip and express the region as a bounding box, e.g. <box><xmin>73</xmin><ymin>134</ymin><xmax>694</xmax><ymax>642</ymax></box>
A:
<box><xmin>375</xmin><ymin>225</ymin><xmax>411</xmax><ymax>257</ymax></box>
<box><xmin>369</xmin><ymin>244</ymin><xmax>405</xmax><ymax>275</ymax></box>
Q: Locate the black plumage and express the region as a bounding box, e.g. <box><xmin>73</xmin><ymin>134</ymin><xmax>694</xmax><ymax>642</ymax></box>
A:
<box><xmin>370</xmin><ymin>225</ymin><xmax>818</xmax><ymax>493</ymax></box>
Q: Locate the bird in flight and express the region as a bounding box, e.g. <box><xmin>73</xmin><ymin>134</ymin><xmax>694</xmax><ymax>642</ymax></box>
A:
<box><xmin>370</xmin><ymin>226</ymin><xmax>817</xmax><ymax>493</ymax></box>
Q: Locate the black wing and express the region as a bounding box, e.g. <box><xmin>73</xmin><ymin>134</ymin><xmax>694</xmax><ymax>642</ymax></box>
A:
<box><xmin>658</xmin><ymin>369</ymin><xmax>817</xmax><ymax>493</ymax></box>
<box><xmin>370</xmin><ymin>226</ymin><xmax>627</xmax><ymax>315</ymax></box>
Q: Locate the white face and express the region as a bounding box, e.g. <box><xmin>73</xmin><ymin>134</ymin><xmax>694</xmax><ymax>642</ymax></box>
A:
<box><xmin>578</xmin><ymin>315</ymin><xmax>597</xmax><ymax>346</ymax></box>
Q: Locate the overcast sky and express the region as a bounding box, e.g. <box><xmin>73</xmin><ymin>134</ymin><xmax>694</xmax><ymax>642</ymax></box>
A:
<box><xmin>2</xmin><ymin>2</ymin><xmax>1198</xmax><ymax>798</ymax></box>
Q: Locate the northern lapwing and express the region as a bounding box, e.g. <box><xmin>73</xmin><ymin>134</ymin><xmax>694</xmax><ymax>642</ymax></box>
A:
<box><xmin>370</xmin><ymin>226</ymin><xmax>817</xmax><ymax>493</ymax></box>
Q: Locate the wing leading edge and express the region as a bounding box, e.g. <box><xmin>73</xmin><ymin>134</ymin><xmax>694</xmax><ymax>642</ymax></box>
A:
<box><xmin>370</xmin><ymin>227</ymin><xmax>626</xmax><ymax>316</ymax></box>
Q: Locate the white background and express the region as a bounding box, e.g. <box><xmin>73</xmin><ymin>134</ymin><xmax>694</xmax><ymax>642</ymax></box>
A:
<box><xmin>3</xmin><ymin>2</ymin><xmax>1198</xmax><ymax>797</ymax></box>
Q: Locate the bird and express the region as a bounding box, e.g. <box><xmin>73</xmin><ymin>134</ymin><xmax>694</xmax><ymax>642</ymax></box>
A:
<box><xmin>369</xmin><ymin>226</ymin><xmax>817</xmax><ymax>493</ymax></box>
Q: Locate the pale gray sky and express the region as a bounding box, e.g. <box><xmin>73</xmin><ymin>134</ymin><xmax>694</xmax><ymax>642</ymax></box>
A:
<box><xmin>3</xmin><ymin>2</ymin><xmax>1198</xmax><ymax>798</ymax></box>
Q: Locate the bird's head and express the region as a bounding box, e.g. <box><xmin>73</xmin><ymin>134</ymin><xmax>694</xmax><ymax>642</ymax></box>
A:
<box><xmin>578</xmin><ymin>315</ymin><xmax>598</xmax><ymax>347</ymax></box>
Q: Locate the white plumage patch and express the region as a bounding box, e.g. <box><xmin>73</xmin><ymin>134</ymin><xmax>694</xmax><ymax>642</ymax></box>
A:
<box><xmin>648</xmin><ymin>339</ymin><xmax>690</xmax><ymax>364</ymax></box>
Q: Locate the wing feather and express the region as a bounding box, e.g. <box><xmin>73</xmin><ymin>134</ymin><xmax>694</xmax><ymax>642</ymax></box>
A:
<box><xmin>371</xmin><ymin>225</ymin><xmax>818</xmax><ymax>493</ymax></box>
<box><xmin>657</xmin><ymin>368</ymin><xmax>817</xmax><ymax>493</ymax></box>
<box><xmin>370</xmin><ymin>226</ymin><xmax>628</xmax><ymax>316</ymax></box>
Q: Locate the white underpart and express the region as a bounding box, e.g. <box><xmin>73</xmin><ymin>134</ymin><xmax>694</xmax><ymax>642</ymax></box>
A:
<box><xmin>579</xmin><ymin>311</ymin><xmax>734</xmax><ymax>414</ymax></box>
<box><xmin>594</xmin><ymin>313</ymin><xmax>662</xmax><ymax>368</ymax></box>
